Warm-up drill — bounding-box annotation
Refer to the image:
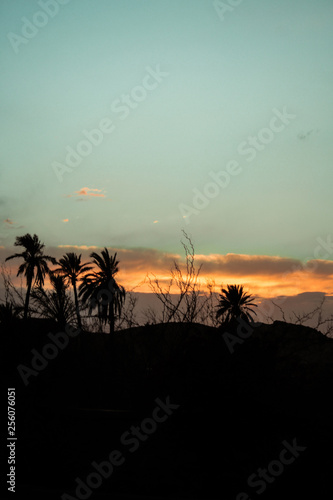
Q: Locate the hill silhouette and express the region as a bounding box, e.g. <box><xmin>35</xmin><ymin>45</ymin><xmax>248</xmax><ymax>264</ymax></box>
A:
<box><xmin>5</xmin><ymin>319</ymin><xmax>333</xmax><ymax>499</ymax></box>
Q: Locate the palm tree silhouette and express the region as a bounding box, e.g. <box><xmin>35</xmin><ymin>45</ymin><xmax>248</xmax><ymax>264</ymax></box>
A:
<box><xmin>54</xmin><ymin>253</ymin><xmax>92</xmax><ymax>329</ymax></box>
<box><xmin>216</xmin><ymin>284</ymin><xmax>257</xmax><ymax>325</ymax></box>
<box><xmin>79</xmin><ymin>248</ymin><xmax>125</xmax><ymax>334</ymax></box>
<box><xmin>5</xmin><ymin>234</ymin><xmax>56</xmax><ymax>320</ymax></box>
<box><xmin>31</xmin><ymin>273</ymin><xmax>76</xmax><ymax>329</ymax></box>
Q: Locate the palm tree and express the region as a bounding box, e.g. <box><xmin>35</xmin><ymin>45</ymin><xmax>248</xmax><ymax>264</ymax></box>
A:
<box><xmin>31</xmin><ymin>273</ymin><xmax>76</xmax><ymax>329</ymax></box>
<box><xmin>79</xmin><ymin>248</ymin><xmax>125</xmax><ymax>334</ymax></box>
<box><xmin>53</xmin><ymin>253</ymin><xmax>92</xmax><ymax>329</ymax></box>
<box><xmin>216</xmin><ymin>284</ymin><xmax>257</xmax><ymax>325</ymax></box>
<box><xmin>5</xmin><ymin>234</ymin><xmax>56</xmax><ymax>320</ymax></box>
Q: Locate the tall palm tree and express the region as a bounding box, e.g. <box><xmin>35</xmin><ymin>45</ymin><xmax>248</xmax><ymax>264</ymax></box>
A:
<box><xmin>79</xmin><ymin>248</ymin><xmax>125</xmax><ymax>334</ymax></box>
<box><xmin>5</xmin><ymin>234</ymin><xmax>56</xmax><ymax>320</ymax></box>
<box><xmin>216</xmin><ymin>284</ymin><xmax>257</xmax><ymax>325</ymax></box>
<box><xmin>31</xmin><ymin>273</ymin><xmax>76</xmax><ymax>329</ymax></box>
<box><xmin>53</xmin><ymin>253</ymin><xmax>92</xmax><ymax>329</ymax></box>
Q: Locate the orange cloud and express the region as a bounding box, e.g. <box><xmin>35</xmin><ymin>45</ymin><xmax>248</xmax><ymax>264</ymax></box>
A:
<box><xmin>116</xmin><ymin>252</ymin><xmax>333</xmax><ymax>296</ymax></box>
<box><xmin>2</xmin><ymin>244</ymin><xmax>333</xmax><ymax>298</ymax></box>
<box><xmin>75</xmin><ymin>187</ymin><xmax>105</xmax><ymax>198</ymax></box>
<box><xmin>65</xmin><ymin>188</ymin><xmax>107</xmax><ymax>200</ymax></box>
<box><xmin>4</xmin><ymin>219</ymin><xmax>14</xmax><ymax>225</ymax></box>
<box><xmin>58</xmin><ymin>245</ymin><xmax>99</xmax><ymax>250</ymax></box>
<box><xmin>194</xmin><ymin>253</ymin><xmax>300</xmax><ymax>276</ymax></box>
<box><xmin>2</xmin><ymin>244</ymin><xmax>333</xmax><ymax>332</ymax></box>
<box><xmin>45</xmin><ymin>247</ymin><xmax>331</xmax><ymax>296</ymax></box>
<box><xmin>62</xmin><ymin>219</ymin><xmax>69</xmax><ymax>223</ymax></box>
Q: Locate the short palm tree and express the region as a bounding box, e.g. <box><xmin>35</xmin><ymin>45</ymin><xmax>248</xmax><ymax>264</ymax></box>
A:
<box><xmin>31</xmin><ymin>273</ymin><xmax>76</xmax><ymax>329</ymax></box>
<box><xmin>5</xmin><ymin>234</ymin><xmax>56</xmax><ymax>320</ymax></box>
<box><xmin>53</xmin><ymin>253</ymin><xmax>92</xmax><ymax>329</ymax></box>
<box><xmin>79</xmin><ymin>248</ymin><xmax>125</xmax><ymax>334</ymax></box>
<box><xmin>216</xmin><ymin>284</ymin><xmax>257</xmax><ymax>325</ymax></box>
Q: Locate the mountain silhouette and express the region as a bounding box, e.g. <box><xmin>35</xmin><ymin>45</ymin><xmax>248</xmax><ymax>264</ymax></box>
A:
<box><xmin>5</xmin><ymin>319</ymin><xmax>333</xmax><ymax>499</ymax></box>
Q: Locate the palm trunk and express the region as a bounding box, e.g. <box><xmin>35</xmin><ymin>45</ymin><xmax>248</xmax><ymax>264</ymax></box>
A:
<box><xmin>24</xmin><ymin>276</ymin><xmax>32</xmax><ymax>320</ymax></box>
<box><xmin>73</xmin><ymin>281</ymin><xmax>81</xmax><ymax>329</ymax></box>
<box><xmin>109</xmin><ymin>297</ymin><xmax>115</xmax><ymax>335</ymax></box>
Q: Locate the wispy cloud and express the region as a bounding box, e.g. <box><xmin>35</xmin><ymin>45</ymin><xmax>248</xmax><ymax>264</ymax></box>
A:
<box><xmin>3</xmin><ymin>219</ymin><xmax>24</xmax><ymax>229</ymax></box>
<box><xmin>65</xmin><ymin>187</ymin><xmax>107</xmax><ymax>201</ymax></box>
<box><xmin>58</xmin><ymin>245</ymin><xmax>99</xmax><ymax>250</ymax></box>
<box><xmin>76</xmin><ymin>187</ymin><xmax>105</xmax><ymax>197</ymax></box>
<box><xmin>62</xmin><ymin>219</ymin><xmax>69</xmax><ymax>223</ymax></box>
<box><xmin>297</xmin><ymin>129</ymin><xmax>319</xmax><ymax>140</ymax></box>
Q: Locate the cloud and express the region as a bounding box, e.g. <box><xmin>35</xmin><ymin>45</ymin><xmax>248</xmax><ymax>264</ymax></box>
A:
<box><xmin>62</xmin><ymin>219</ymin><xmax>69</xmax><ymax>223</ymax></box>
<box><xmin>75</xmin><ymin>187</ymin><xmax>106</xmax><ymax>198</ymax></box>
<box><xmin>194</xmin><ymin>253</ymin><xmax>301</xmax><ymax>276</ymax></box>
<box><xmin>58</xmin><ymin>245</ymin><xmax>99</xmax><ymax>250</ymax></box>
<box><xmin>2</xmin><ymin>219</ymin><xmax>24</xmax><ymax>230</ymax></box>
<box><xmin>297</xmin><ymin>129</ymin><xmax>319</xmax><ymax>140</ymax></box>
<box><xmin>306</xmin><ymin>260</ymin><xmax>333</xmax><ymax>276</ymax></box>
<box><xmin>298</xmin><ymin>130</ymin><xmax>313</xmax><ymax>140</ymax></box>
<box><xmin>53</xmin><ymin>247</ymin><xmax>333</xmax><ymax>295</ymax></box>
<box><xmin>76</xmin><ymin>187</ymin><xmax>105</xmax><ymax>197</ymax></box>
<box><xmin>1</xmin><ymin>244</ymin><xmax>333</xmax><ymax>298</ymax></box>
<box><xmin>65</xmin><ymin>187</ymin><xmax>107</xmax><ymax>201</ymax></box>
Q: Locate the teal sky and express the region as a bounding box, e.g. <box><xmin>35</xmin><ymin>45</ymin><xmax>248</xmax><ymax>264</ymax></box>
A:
<box><xmin>1</xmin><ymin>0</ymin><xmax>333</xmax><ymax>261</ymax></box>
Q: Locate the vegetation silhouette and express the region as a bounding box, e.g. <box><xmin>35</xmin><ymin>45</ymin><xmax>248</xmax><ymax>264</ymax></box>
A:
<box><xmin>3</xmin><ymin>232</ymin><xmax>333</xmax><ymax>498</ymax></box>
<box><xmin>2</xmin><ymin>232</ymin><xmax>333</xmax><ymax>335</ymax></box>
<box><xmin>30</xmin><ymin>272</ymin><xmax>76</xmax><ymax>329</ymax></box>
<box><xmin>5</xmin><ymin>233</ymin><xmax>56</xmax><ymax>320</ymax></box>
<box><xmin>53</xmin><ymin>252</ymin><xmax>92</xmax><ymax>329</ymax></box>
<box><xmin>146</xmin><ymin>230</ymin><xmax>218</xmax><ymax>324</ymax></box>
<box><xmin>216</xmin><ymin>284</ymin><xmax>258</xmax><ymax>327</ymax></box>
<box><xmin>0</xmin><ymin>301</ymin><xmax>20</xmax><ymax>326</ymax></box>
<box><xmin>79</xmin><ymin>248</ymin><xmax>125</xmax><ymax>334</ymax></box>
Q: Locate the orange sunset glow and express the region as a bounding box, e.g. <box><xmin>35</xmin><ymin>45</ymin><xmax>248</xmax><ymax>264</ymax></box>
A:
<box><xmin>2</xmin><ymin>246</ymin><xmax>333</xmax><ymax>299</ymax></box>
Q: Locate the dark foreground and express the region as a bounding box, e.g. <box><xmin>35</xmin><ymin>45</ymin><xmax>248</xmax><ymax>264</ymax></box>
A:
<box><xmin>3</xmin><ymin>319</ymin><xmax>333</xmax><ymax>499</ymax></box>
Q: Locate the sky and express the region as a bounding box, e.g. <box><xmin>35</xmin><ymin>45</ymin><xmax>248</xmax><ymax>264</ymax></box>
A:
<box><xmin>1</xmin><ymin>0</ymin><xmax>333</xmax><ymax>302</ymax></box>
